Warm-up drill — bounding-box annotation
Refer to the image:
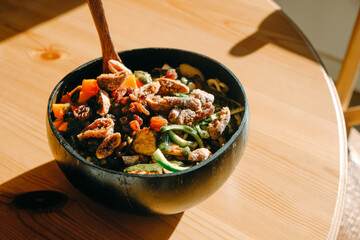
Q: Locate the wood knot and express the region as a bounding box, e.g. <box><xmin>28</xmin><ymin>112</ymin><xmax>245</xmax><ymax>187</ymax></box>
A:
<box><xmin>30</xmin><ymin>44</ymin><xmax>68</xmax><ymax>61</ymax></box>
<box><xmin>40</xmin><ymin>51</ymin><xmax>61</xmax><ymax>60</ymax></box>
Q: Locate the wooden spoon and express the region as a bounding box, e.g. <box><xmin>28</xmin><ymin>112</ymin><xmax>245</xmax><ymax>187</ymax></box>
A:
<box><xmin>86</xmin><ymin>0</ymin><xmax>122</xmax><ymax>73</ymax></box>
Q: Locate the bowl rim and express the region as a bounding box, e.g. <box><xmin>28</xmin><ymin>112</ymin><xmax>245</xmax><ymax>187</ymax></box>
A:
<box><xmin>47</xmin><ymin>47</ymin><xmax>249</xmax><ymax>178</ymax></box>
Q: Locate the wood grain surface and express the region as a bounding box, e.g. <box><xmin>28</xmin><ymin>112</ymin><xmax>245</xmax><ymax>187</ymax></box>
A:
<box><xmin>0</xmin><ymin>0</ymin><xmax>346</xmax><ymax>239</ymax></box>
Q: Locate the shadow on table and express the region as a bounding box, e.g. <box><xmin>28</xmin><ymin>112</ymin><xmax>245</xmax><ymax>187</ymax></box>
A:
<box><xmin>0</xmin><ymin>0</ymin><xmax>85</xmax><ymax>42</ymax></box>
<box><xmin>229</xmin><ymin>10</ymin><xmax>317</xmax><ymax>61</ymax></box>
<box><xmin>0</xmin><ymin>160</ymin><xmax>182</xmax><ymax>239</ymax></box>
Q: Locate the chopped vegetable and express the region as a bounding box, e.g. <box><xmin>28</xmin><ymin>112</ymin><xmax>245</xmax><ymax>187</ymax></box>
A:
<box><xmin>126</xmin><ymin>135</ymin><xmax>133</xmax><ymax>145</ymax></box>
<box><xmin>124</xmin><ymin>160</ymin><xmax>186</xmax><ymax>174</ymax></box>
<box><xmin>230</xmin><ymin>107</ymin><xmax>245</xmax><ymax>115</ymax></box>
<box><xmin>122</xmin><ymin>155</ymin><xmax>140</xmax><ymax>166</ymax></box>
<box><xmin>187</xmin><ymin>82</ymin><xmax>196</xmax><ymax>91</ymax></box>
<box><xmin>133</xmin><ymin>114</ymin><xmax>143</xmax><ymax>126</ymax></box>
<box><xmin>69</xmin><ymin>85</ymin><xmax>82</xmax><ymax>97</ymax></box>
<box><xmin>135</xmin><ymin>78</ymin><xmax>145</xmax><ymax>88</ymax></box>
<box><xmin>168</xmin><ymin>130</ymin><xmax>198</xmax><ymax>149</ymax></box>
<box><xmin>153</xmin><ymin>149</ymin><xmax>190</xmax><ymax>172</ymax></box>
<box><xmin>180</xmin><ymin>77</ymin><xmax>189</xmax><ymax>85</ymax></box>
<box><xmin>165</xmin><ymin>143</ymin><xmax>185</xmax><ymax>156</ymax></box>
<box><xmin>199</xmin><ymin>114</ymin><xmax>218</xmax><ymax>125</ymax></box>
<box><xmin>124</xmin><ymin>162</ymin><xmax>163</xmax><ymax>174</ymax></box>
<box><xmin>53</xmin><ymin>118</ymin><xmax>68</xmax><ymax>132</ymax></box>
<box><xmin>58</xmin><ymin>122</ymin><xmax>68</xmax><ymax>132</ymax></box>
<box><xmin>179</xmin><ymin>63</ymin><xmax>204</xmax><ymax>80</ymax></box>
<box><xmin>158</xmin><ymin>133</ymin><xmax>170</xmax><ymax>153</ymax></box>
<box><xmin>234</xmin><ymin>114</ymin><xmax>242</xmax><ymax>126</ymax></box>
<box><xmin>172</xmin><ymin>93</ymin><xmax>189</xmax><ymax>97</ymax></box>
<box><xmin>78</xmin><ymin>91</ymin><xmax>95</xmax><ymax>104</ymax></box>
<box><xmin>52</xmin><ymin>103</ymin><xmax>70</xmax><ymax>119</ymax></box>
<box><xmin>207</xmin><ymin>78</ymin><xmax>221</xmax><ymax>92</ymax></box>
<box><xmin>163</xmin><ymin>144</ymin><xmax>192</xmax><ymax>157</ymax></box>
<box><xmin>134</xmin><ymin>70</ymin><xmax>152</xmax><ymax>84</ymax></box>
<box><xmin>165</xmin><ymin>69</ymin><xmax>178</xmax><ymax>80</ymax></box>
<box><xmin>70</xmin><ymin>88</ymin><xmax>81</xmax><ymax>103</ymax></box>
<box><xmin>161</xmin><ymin>64</ymin><xmax>171</xmax><ymax>71</ymax></box>
<box><xmin>132</xmin><ymin>128</ymin><xmax>157</xmax><ymax>156</ymax></box>
<box><xmin>53</xmin><ymin>118</ymin><xmax>63</xmax><ymax>130</ymax></box>
<box><xmin>150</xmin><ymin>116</ymin><xmax>168</xmax><ymax>132</ymax></box>
<box><xmin>60</xmin><ymin>94</ymin><xmax>71</xmax><ymax>104</ymax></box>
<box><xmin>52</xmin><ymin>61</ymin><xmax>243</xmax><ymax>174</ymax></box>
<box><xmin>182</xmin><ymin>146</ymin><xmax>191</xmax><ymax>156</ymax></box>
<box><xmin>82</xmin><ymin>79</ymin><xmax>99</xmax><ymax>95</ymax></box>
<box><xmin>195</xmin><ymin>125</ymin><xmax>210</xmax><ymax>139</ymax></box>
<box><xmin>129</xmin><ymin>120</ymin><xmax>140</xmax><ymax>131</ymax></box>
<box><xmin>72</xmin><ymin>80</ymin><xmax>99</xmax><ymax>104</ymax></box>
<box><xmin>161</xmin><ymin>125</ymin><xmax>204</xmax><ymax>148</ymax></box>
<box><xmin>121</xmin><ymin>74</ymin><xmax>138</xmax><ymax>89</ymax></box>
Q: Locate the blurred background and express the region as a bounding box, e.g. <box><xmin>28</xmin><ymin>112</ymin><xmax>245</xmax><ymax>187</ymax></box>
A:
<box><xmin>274</xmin><ymin>0</ymin><xmax>360</xmax><ymax>90</ymax></box>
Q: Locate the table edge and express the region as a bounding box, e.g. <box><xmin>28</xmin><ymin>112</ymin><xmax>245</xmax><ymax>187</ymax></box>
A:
<box><xmin>273</xmin><ymin>5</ymin><xmax>348</xmax><ymax>240</ymax></box>
<box><xmin>325</xmin><ymin>73</ymin><xmax>348</xmax><ymax>240</ymax></box>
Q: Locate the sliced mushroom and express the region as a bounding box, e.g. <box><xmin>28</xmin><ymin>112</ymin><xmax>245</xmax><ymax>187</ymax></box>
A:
<box><xmin>179</xmin><ymin>64</ymin><xmax>204</xmax><ymax>81</ymax></box>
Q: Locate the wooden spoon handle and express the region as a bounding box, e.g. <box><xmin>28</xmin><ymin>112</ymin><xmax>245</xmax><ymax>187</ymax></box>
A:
<box><xmin>86</xmin><ymin>0</ymin><xmax>121</xmax><ymax>73</ymax></box>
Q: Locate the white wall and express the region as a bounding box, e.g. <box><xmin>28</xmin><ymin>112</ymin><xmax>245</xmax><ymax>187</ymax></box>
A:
<box><xmin>274</xmin><ymin>0</ymin><xmax>360</xmax><ymax>90</ymax></box>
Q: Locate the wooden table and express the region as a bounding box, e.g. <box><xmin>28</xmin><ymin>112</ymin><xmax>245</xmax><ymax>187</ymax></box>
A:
<box><xmin>0</xmin><ymin>0</ymin><xmax>347</xmax><ymax>239</ymax></box>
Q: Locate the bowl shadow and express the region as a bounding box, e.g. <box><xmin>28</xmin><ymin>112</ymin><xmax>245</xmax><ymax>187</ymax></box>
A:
<box><xmin>0</xmin><ymin>160</ymin><xmax>183</xmax><ymax>239</ymax></box>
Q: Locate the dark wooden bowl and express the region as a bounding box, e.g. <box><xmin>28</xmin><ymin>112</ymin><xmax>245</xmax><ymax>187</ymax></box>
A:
<box><xmin>46</xmin><ymin>48</ymin><xmax>249</xmax><ymax>215</ymax></box>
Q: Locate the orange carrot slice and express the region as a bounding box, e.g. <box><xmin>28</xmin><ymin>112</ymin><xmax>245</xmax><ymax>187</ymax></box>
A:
<box><xmin>60</xmin><ymin>94</ymin><xmax>71</xmax><ymax>104</ymax></box>
<box><xmin>53</xmin><ymin>104</ymin><xmax>67</xmax><ymax>119</ymax></box>
<box><xmin>129</xmin><ymin>120</ymin><xmax>141</xmax><ymax>131</ymax></box>
<box><xmin>150</xmin><ymin>116</ymin><xmax>168</xmax><ymax>132</ymax></box>
<box><xmin>69</xmin><ymin>85</ymin><xmax>82</xmax><ymax>96</ymax></box>
<box><xmin>58</xmin><ymin>122</ymin><xmax>68</xmax><ymax>132</ymax></box>
<box><xmin>52</xmin><ymin>119</ymin><xmax>63</xmax><ymax>129</ymax></box>
<box><xmin>78</xmin><ymin>91</ymin><xmax>95</xmax><ymax>103</ymax></box>
<box><xmin>121</xmin><ymin>74</ymin><xmax>137</xmax><ymax>89</ymax></box>
<box><xmin>82</xmin><ymin>79</ymin><xmax>99</xmax><ymax>95</ymax></box>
